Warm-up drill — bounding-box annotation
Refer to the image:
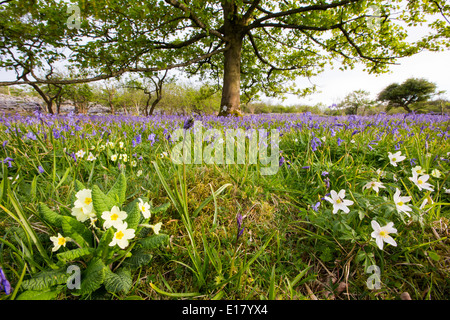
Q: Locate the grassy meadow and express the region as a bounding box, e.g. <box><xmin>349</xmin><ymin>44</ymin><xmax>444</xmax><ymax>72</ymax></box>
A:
<box><xmin>0</xmin><ymin>111</ymin><xmax>449</xmax><ymax>300</ymax></box>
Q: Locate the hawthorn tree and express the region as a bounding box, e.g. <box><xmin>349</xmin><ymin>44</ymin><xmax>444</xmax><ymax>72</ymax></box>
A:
<box><xmin>377</xmin><ymin>78</ymin><xmax>438</xmax><ymax>113</ymax></box>
<box><xmin>1</xmin><ymin>0</ymin><xmax>449</xmax><ymax>116</ymax></box>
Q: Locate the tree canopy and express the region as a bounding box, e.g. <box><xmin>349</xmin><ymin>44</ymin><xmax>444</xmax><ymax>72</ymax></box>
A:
<box><xmin>1</xmin><ymin>0</ymin><xmax>449</xmax><ymax>115</ymax></box>
<box><xmin>377</xmin><ymin>77</ymin><xmax>438</xmax><ymax>113</ymax></box>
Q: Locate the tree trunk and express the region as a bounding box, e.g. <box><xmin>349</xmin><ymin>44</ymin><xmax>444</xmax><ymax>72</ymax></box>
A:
<box><xmin>218</xmin><ymin>34</ymin><xmax>243</xmax><ymax>116</ymax></box>
<box><xmin>403</xmin><ymin>104</ymin><xmax>412</xmax><ymax>113</ymax></box>
<box><xmin>29</xmin><ymin>83</ymin><xmax>54</xmax><ymax>114</ymax></box>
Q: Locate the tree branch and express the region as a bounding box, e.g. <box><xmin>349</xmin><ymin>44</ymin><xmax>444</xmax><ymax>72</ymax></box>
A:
<box><xmin>164</xmin><ymin>0</ymin><xmax>227</xmax><ymax>41</ymax></box>
<box><xmin>249</xmin><ymin>0</ymin><xmax>362</xmax><ymax>28</ymax></box>
<box><xmin>0</xmin><ymin>44</ymin><xmax>230</xmax><ymax>86</ymax></box>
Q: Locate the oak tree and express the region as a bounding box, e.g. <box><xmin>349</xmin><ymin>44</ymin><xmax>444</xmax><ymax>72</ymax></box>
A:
<box><xmin>1</xmin><ymin>0</ymin><xmax>449</xmax><ymax>116</ymax></box>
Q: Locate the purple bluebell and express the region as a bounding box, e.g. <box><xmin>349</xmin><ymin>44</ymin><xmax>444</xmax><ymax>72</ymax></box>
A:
<box><xmin>279</xmin><ymin>156</ymin><xmax>285</xmax><ymax>167</ymax></box>
<box><xmin>183</xmin><ymin>116</ymin><xmax>195</xmax><ymax>130</ymax></box>
<box><xmin>312</xmin><ymin>202</ymin><xmax>321</xmax><ymax>212</ymax></box>
<box><xmin>0</xmin><ymin>267</ymin><xmax>11</xmax><ymax>295</ymax></box>
<box><xmin>236</xmin><ymin>213</ymin><xmax>245</xmax><ymax>240</ymax></box>
<box><xmin>38</xmin><ymin>166</ymin><xmax>45</xmax><ymax>174</ymax></box>
<box><xmin>26</xmin><ymin>132</ymin><xmax>37</xmax><ymax>140</ymax></box>
<box><xmin>311</xmin><ymin>137</ymin><xmax>321</xmax><ymax>151</ymax></box>
<box><xmin>324</xmin><ymin>177</ymin><xmax>330</xmax><ymax>189</ymax></box>
<box><xmin>132</xmin><ymin>134</ymin><xmax>142</xmax><ymax>147</ymax></box>
<box><xmin>3</xmin><ymin>157</ymin><xmax>14</xmax><ymax>168</ymax></box>
<box><xmin>337</xmin><ymin>138</ymin><xmax>344</xmax><ymax>146</ymax></box>
<box><xmin>321</xmin><ymin>171</ymin><xmax>328</xmax><ymax>176</ymax></box>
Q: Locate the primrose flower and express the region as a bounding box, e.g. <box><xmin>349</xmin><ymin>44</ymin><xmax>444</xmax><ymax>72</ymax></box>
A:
<box><xmin>150</xmin><ymin>222</ymin><xmax>163</xmax><ymax>235</ymax></box>
<box><xmin>74</xmin><ymin>189</ymin><xmax>94</xmax><ymax>214</ymax></box>
<box><xmin>75</xmin><ymin>149</ymin><xmax>86</xmax><ymax>159</ymax></box>
<box><xmin>388</xmin><ymin>151</ymin><xmax>406</xmax><ymax>167</ymax></box>
<box><xmin>136</xmin><ymin>169</ymin><xmax>143</xmax><ymax>177</ymax></box>
<box><xmin>409</xmin><ymin>172</ymin><xmax>434</xmax><ymax>192</ymax></box>
<box><xmin>109</xmin><ymin>222</ymin><xmax>135</xmax><ymax>249</ymax></box>
<box><xmin>107</xmin><ymin>142</ymin><xmax>115</xmax><ymax>148</ymax></box>
<box><xmin>393</xmin><ymin>188</ymin><xmax>412</xmax><ymax>217</ymax></box>
<box><xmin>363</xmin><ymin>180</ymin><xmax>385</xmax><ymax>193</ymax></box>
<box><xmin>71</xmin><ymin>206</ymin><xmax>95</xmax><ymax>222</ymax></box>
<box><xmin>119</xmin><ymin>154</ymin><xmax>128</xmax><ymax>162</ymax></box>
<box><xmin>131</xmin><ymin>159</ymin><xmax>137</xmax><ymax>167</ymax></box>
<box><xmin>371</xmin><ymin>220</ymin><xmax>397</xmax><ymax>250</ymax></box>
<box><xmin>111</xmin><ymin>154</ymin><xmax>118</xmax><ymax>162</ymax></box>
<box><xmin>102</xmin><ymin>206</ymin><xmax>128</xmax><ymax>229</ymax></box>
<box><xmin>119</xmin><ymin>141</ymin><xmax>124</xmax><ymax>149</ymax></box>
<box><xmin>50</xmin><ymin>233</ymin><xmax>70</xmax><ymax>252</ymax></box>
<box><xmin>324</xmin><ymin>189</ymin><xmax>354</xmax><ymax>214</ymax></box>
<box><xmin>138</xmin><ymin>198</ymin><xmax>151</xmax><ymax>219</ymax></box>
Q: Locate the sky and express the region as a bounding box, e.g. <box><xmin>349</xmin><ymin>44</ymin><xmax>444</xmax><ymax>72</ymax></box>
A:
<box><xmin>270</xmin><ymin>48</ymin><xmax>450</xmax><ymax>108</ymax></box>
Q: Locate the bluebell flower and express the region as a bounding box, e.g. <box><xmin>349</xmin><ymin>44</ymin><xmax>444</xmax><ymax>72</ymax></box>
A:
<box><xmin>132</xmin><ymin>134</ymin><xmax>142</xmax><ymax>147</ymax></box>
<box><xmin>312</xmin><ymin>202</ymin><xmax>321</xmax><ymax>212</ymax></box>
<box><xmin>311</xmin><ymin>137</ymin><xmax>321</xmax><ymax>151</ymax></box>
<box><xmin>3</xmin><ymin>157</ymin><xmax>14</xmax><ymax>168</ymax></box>
<box><xmin>236</xmin><ymin>213</ymin><xmax>245</xmax><ymax>240</ymax></box>
<box><xmin>324</xmin><ymin>177</ymin><xmax>330</xmax><ymax>189</ymax></box>
<box><xmin>0</xmin><ymin>267</ymin><xmax>11</xmax><ymax>295</ymax></box>
<box><xmin>148</xmin><ymin>133</ymin><xmax>156</xmax><ymax>146</ymax></box>
<box><xmin>279</xmin><ymin>156</ymin><xmax>285</xmax><ymax>167</ymax></box>
<box><xmin>26</xmin><ymin>132</ymin><xmax>37</xmax><ymax>140</ymax></box>
<box><xmin>2</xmin><ymin>140</ymin><xmax>8</xmax><ymax>148</ymax></box>
<box><xmin>321</xmin><ymin>171</ymin><xmax>329</xmax><ymax>176</ymax></box>
<box><xmin>38</xmin><ymin>166</ymin><xmax>45</xmax><ymax>174</ymax></box>
<box><xmin>337</xmin><ymin>137</ymin><xmax>344</xmax><ymax>146</ymax></box>
<box><xmin>183</xmin><ymin>116</ymin><xmax>195</xmax><ymax>130</ymax></box>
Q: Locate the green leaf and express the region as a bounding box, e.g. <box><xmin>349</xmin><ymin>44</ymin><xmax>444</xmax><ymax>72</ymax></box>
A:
<box><xmin>21</xmin><ymin>268</ymin><xmax>70</xmax><ymax>291</ymax></box>
<box><xmin>56</xmin><ymin>247</ymin><xmax>96</xmax><ymax>263</ymax></box>
<box><xmin>74</xmin><ymin>180</ymin><xmax>86</xmax><ymax>192</ymax></box>
<box><xmin>91</xmin><ymin>184</ymin><xmax>116</xmax><ymax>219</ymax></box>
<box><xmin>96</xmin><ymin>227</ymin><xmax>116</xmax><ymax>261</ymax></box>
<box><xmin>104</xmin><ymin>268</ymin><xmax>133</xmax><ymax>294</ymax></box>
<box><xmin>77</xmin><ymin>258</ymin><xmax>106</xmax><ymax>295</ymax></box>
<box><xmin>38</xmin><ymin>202</ymin><xmax>63</xmax><ymax>228</ymax></box>
<box><xmin>16</xmin><ymin>288</ymin><xmax>61</xmax><ymax>300</ymax></box>
<box><xmin>138</xmin><ymin>234</ymin><xmax>169</xmax><ymax>250</ymax></box>
<box><xmin>427</xmin><ymin>251</ymin><xmax>441</xmax><ymax>261</ymax></box>
<box><xmin>123</xmin><ymin>249</ymin><xmax>153</xmax><ymax>269</ymax></box>
<box><xmin>107</xmin><ymin>173</ymin><xmax>127</xmax><ymax>205</ymax></box>
<box><xmin>151</xmin><ymin>202</ymin><xmax>171</xmax><ymax>214</ymax></box>
<box><xmin>61</xmin><ymin>216</ymin><xmax>92</xmax><ymax>248</ymax></box>
<box><xmin>124</xmin><ymin>199</ymin><xmax>142</xmax><ymax>230</ymax></box>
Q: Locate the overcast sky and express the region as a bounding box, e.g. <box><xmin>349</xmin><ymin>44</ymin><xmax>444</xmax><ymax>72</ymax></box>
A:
<box><xmin>270</xmin><ymin>48</ymin><xmax>450</xmax><ymax>107</ymax></box>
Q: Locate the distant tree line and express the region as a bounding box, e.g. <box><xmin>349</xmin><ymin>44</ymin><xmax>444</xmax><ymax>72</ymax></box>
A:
<box><xmin>1</xmin><ymin>76</ymin><xmax>447</xmax><ymax>116</ymax></box>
